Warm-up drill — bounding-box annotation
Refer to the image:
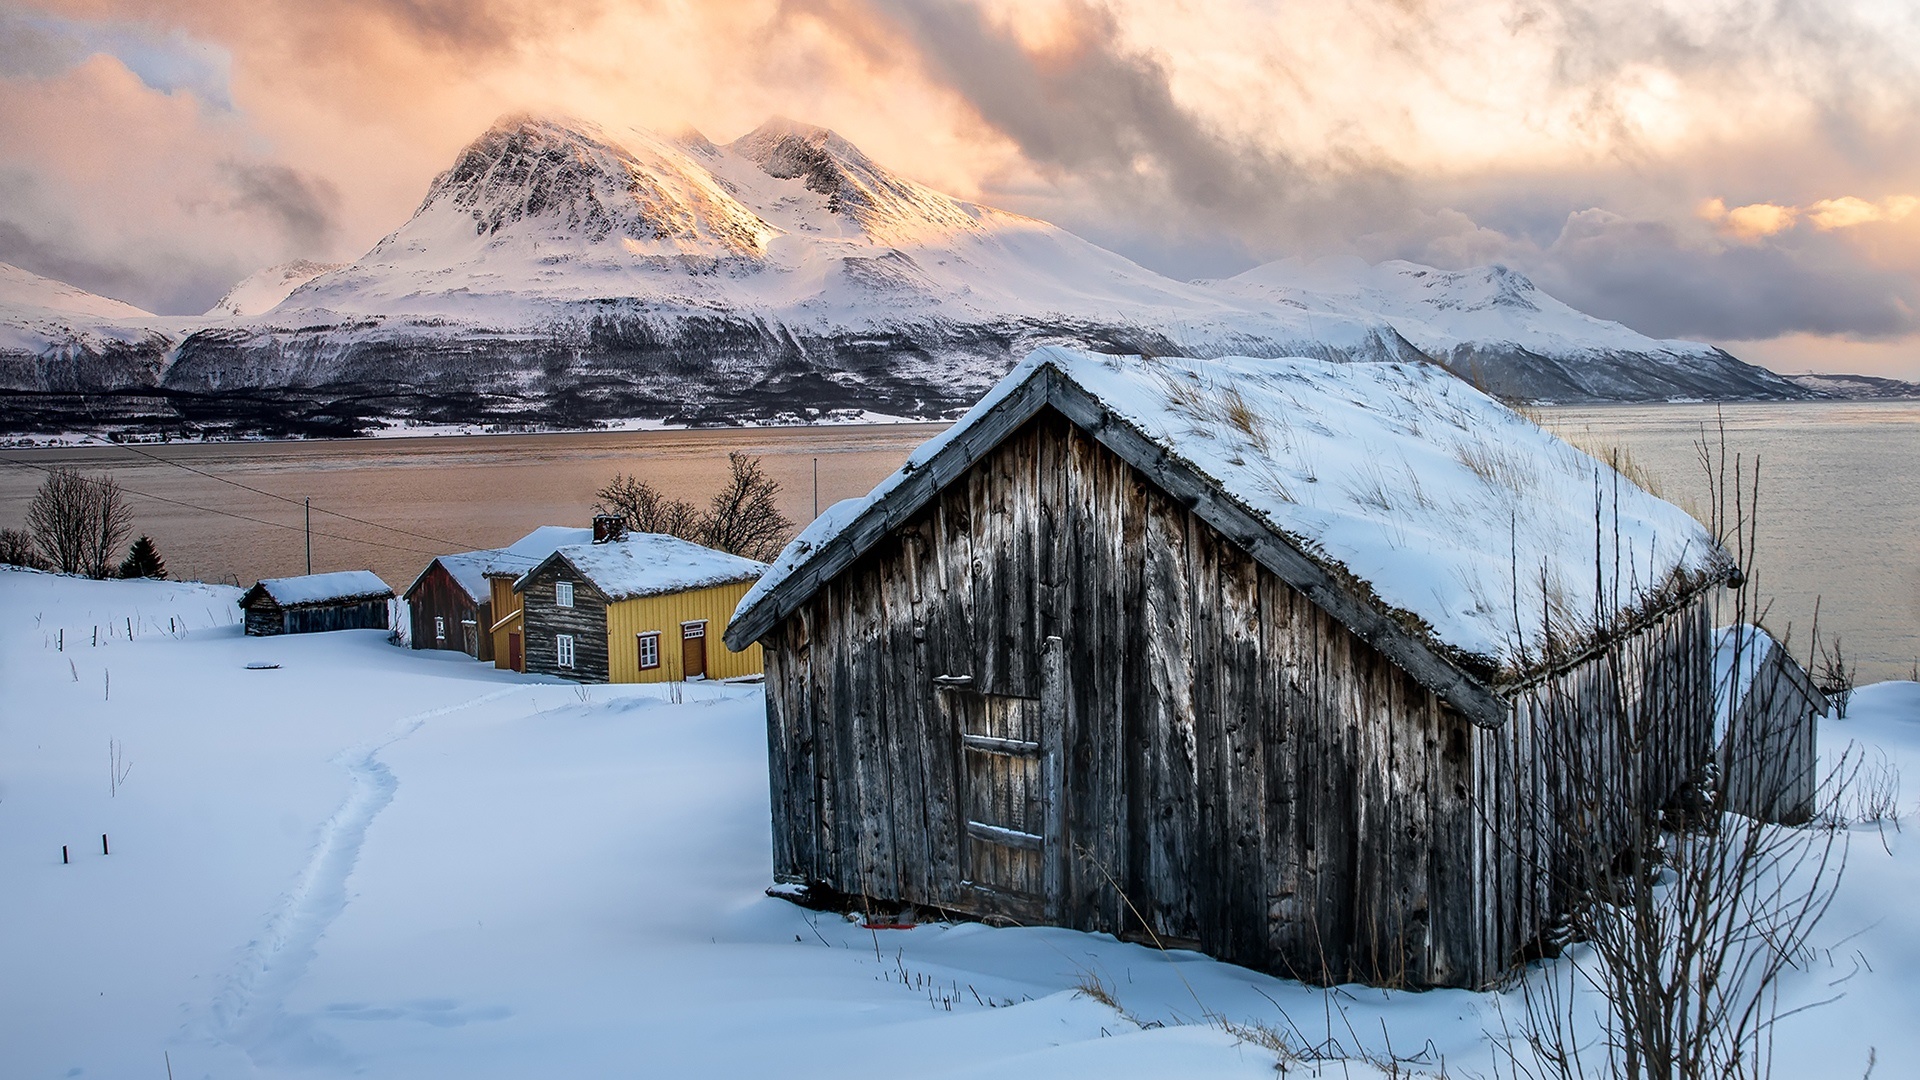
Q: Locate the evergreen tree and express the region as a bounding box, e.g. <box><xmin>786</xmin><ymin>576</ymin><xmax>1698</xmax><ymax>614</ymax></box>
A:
<box><xmin>117</xmin><ymin>535</ymin><xmax>168</xmax><ymax>579</ymax></box>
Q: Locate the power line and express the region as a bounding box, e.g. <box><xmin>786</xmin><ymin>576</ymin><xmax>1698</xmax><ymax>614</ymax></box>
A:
<box><xmin>0</xmin><ymin>456</ymin><xmax>441</xmax><ymax>556</ymax></box>
<box><xmin>88</xmin><ymin>438</ymin><xmax>481</xmax><ymax>551</ymax></box>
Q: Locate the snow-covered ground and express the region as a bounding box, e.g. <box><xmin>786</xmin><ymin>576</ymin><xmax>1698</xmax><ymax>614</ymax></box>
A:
<box><xmin>3</xmin><ymin>570</ymin><xmax>1915</xmax><ymax>1078</ymax></box>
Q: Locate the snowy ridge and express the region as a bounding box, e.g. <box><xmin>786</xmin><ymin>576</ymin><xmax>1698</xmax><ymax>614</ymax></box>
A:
<box><xmin>205</xmin><ymin>260</ymin><xmax>344</xmax><ymax>319</ymax></box>
<box><xmin>740</xmin><ymin>347</ymin><xmax>1729</xmax><ymax>674</ymax></box>
<box><xmin>1213</xmin><ymin>257</ymin><xmax>1803</xmax><ymax>401</ymax></box>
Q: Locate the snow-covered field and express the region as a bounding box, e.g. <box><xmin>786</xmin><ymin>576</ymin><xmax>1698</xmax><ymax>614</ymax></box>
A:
<box><xmin>3</xmin><ymin>569</ymin><xmax>1916</xmax><ymax>1078</ymax></box>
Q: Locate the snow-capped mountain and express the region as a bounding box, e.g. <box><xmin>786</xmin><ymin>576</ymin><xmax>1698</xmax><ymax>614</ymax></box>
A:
<box><xmin>3</xmin><ymin>113</ymin><xmax>1814</xmax><ymax>436</ymax></box>
<box><xmin>204</xmin><ymin>260</ymin><xmax>343</xmax><ymax>319</ymax></box>
<box><xmin>159</xmin><ymin>114</ymin><xmax>1404</xmax><ymax>431</ymax></box>
<box><xmin>1211</xmin><ymin>257</ymin><xmax>1804</xmax><ymax>402</ymax></box>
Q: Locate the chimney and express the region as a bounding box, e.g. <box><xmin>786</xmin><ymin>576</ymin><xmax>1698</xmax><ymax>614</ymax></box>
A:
<box><xmin>593</xmin><ymin>514</ymin><xmax>627</xmax><ymax>544</ymax></box>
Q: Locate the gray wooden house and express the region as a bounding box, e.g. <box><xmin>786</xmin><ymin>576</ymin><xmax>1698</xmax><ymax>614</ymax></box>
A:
<box><xmin>1715</xmin><ymin>625</ymin><xmax>1826</xmax><ymax>824</ymax></box>
<box><xmin>240</xmin><ymin>571</ymin><xmax>393</xmax><ymax>636</ymax></box>
<box><xmin>726</xmin><ymin>346</ymin><xmax>1735</xmax><ymax>990</ymax></box>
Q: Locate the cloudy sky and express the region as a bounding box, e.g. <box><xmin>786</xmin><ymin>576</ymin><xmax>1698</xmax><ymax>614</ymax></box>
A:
<box><xmin>3</xmin><ymin>0</ymin><xmax>1919</xmax><ymax>376</ymax></box>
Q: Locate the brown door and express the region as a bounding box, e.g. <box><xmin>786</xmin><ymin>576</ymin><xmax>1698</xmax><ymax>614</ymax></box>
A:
<box><xmin>681</xmin><ymin>622</ymin><xmax>707</xmax><ymax>679</ymax></box>
<box><xmin>508</xmin><ymin>631</ymin><xmax>523</xmax><ymax>673</ymax></box>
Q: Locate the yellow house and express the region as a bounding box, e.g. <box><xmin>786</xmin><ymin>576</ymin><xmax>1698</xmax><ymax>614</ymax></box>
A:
<box><xmin>508</xmin><ymin>529</ymin><xmax>766</xmax><ymax>683</ymax></box>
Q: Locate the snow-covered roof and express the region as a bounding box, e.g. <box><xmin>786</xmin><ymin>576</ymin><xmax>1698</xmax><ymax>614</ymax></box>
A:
<box><xmin>730</xmin><ymin>347</ymin><xmax>1729</xmax><ymax>698</ymax></box>
<box><xmin>519</xmin><ymin>533</ymin><xmax>766</xmax><ymax>603</ymax></box>
<box><xmin>244</xmin><ymin>570</ymin><xmax>393</xmax><ymax>608</ymax></box>
<box><xmin>408</xmin><ymin>526</ymin><xmax>597</xmax><ymax>604</ymax></box>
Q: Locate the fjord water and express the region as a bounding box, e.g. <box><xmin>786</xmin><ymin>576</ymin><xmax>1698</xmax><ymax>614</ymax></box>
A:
<box><xmin>0</xmin><ymin>424</ymin><xmax>943</xmax><ymax>604</ymax></box>
<box><xmin>1543</xmin><ymin>400</ymin><xmax>1920</xmax><ymax>683</ymax></box>
<box><xmin>3</xmin><ymin>401</ymin><xmax>1916</xmax><ymax>681</ymax></box>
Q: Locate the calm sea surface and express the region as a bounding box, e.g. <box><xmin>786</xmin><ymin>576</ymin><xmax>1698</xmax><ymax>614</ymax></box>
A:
<box><xmin>4</xmin><ymin>401</ymin><xmax>1917</xmax><ymax>681</ymax></box>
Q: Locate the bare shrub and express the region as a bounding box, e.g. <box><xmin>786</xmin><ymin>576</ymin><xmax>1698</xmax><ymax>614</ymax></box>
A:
<box><xmin>1814</xmin><ymin>634</ymin><xmax>1856</xmax><ymax>719</ymax></box>
<box><xmin>0</xmin><ymin>527</ymin><xmax>47</xmax><ymax>569</ymax></box>
<box><xmin>26</xmin><ymin>468</ymin><xmax>134</xmax><ymax>577</ymax></box>
<box><xmin>1505</xmin><ymin>427</ymin><xmax>1849</xmax><ymax>1080</ymax></box>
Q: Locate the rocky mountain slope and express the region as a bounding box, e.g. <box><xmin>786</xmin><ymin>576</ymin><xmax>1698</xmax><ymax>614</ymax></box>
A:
<box><xmin>1</xmin><ymin>114</ymin><xmax>1820</xmax><ymax>437</ymax></box>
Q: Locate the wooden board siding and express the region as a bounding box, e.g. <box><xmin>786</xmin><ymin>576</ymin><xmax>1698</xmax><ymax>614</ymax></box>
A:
<box><xmin>406</xmin><ymin>561</ymin><xmax>486</xmax><ymax>657</ymax></box>
<box><xmin>1719</xmin><ymin>646</ymin><xmax>1822</xmax><ymax>824</ymax></box>
<box><xmin>244</xmin><ymin>598</ymin><xmax>391</xmax><ymax>636</ymax></box>
<box><xmin>489</xmin><ymin>576</ymin><xmax>522</xmax><ymax>669</ymax></box>
<box><xmin>759</xmin><ymin>409</ymin><xmax>1714</xmax><ymax>989</ymax></box>
<box><xmin>605</xmin><ymin>580</ymin><xmax>763</xmax><ymax>683</ymax></box>
<box><xmin>520</xmin><ymin>561</ymin><xmax>611</xmax><ymax>682</ymax></box>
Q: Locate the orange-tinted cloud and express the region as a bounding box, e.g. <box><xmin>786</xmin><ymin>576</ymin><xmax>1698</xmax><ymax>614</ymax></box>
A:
<box><xmin>4</xmin><ymin>0</ymin><xmax>1920</xmax><ymax>374</ymax></box>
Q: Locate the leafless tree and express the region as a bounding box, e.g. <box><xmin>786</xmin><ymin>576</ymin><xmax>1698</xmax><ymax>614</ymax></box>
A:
<box><xmin>594</xmin><ymin>473</ymin><xmax>701</xmax><ymax>540</ymax></box>
<box><xmin>26</xmin><ymin>468</ymin><xmax>134</xmax><ymax>577</ymax></box>
<box><xmin>700</xmin><ymin>452</ymin><xmax>794</xmax><ymax>562</ymax></box>
<box><xmin>596</xmin><ymin>454</ymin><xmax>794</xmax><ymax>561</ymax></box>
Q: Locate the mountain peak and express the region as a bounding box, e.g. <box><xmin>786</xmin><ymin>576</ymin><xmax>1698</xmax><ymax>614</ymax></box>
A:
<box><xmin>405</xmin><ymin>112</ymin><xmax>776</xmax><ymax>258</ymax></box>
<box><xmin>727</xmin><ymin>117</ymin><xmax>979</xmax><ymax>241</ymax></box>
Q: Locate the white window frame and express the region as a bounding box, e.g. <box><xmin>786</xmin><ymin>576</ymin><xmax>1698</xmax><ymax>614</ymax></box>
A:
<box><xmin>637</xmin><ymin>631</ymin><xmax>661</xmax><ymax>670</ymax></box>
<box><xmin>554</xmin><ymin>580</ymin><xmax>575</xmax><ymax>608</ymax></box>
<box><xmin>681</xmin><ymin>620</ymin><xmax>707</xmax><ymax>639</ymax></box>
<box><xmin>555</xmin><ymin>632</ymin><xmax>575</xmax><ymax>668</ymax></box>
<box><xmin>434</xmin><ymin>615</ymin><xmax>446</xmax><ymax>641</ymax></box>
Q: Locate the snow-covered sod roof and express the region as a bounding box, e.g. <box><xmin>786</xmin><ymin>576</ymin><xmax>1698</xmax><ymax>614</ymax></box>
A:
<box><xmin>521</xmin><ymin>533</ymin><xmax>766</xmax><ymax>602</ymax></box>
<box><xmin>410</xmin><ymin>526</ymin><xmax>597</xmax><ymax>603</ymax></box>
<box><xmin>247</xmin><ymin>570</ymin><xmax>394</xmax><ymax>607</ymax></box>
<box><xmin>736</xmin><ymin>347</ymin><xmax>1729</xmax><ymax>679</ymax></box>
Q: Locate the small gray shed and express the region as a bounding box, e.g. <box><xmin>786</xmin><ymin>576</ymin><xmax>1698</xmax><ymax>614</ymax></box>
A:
<box><xmin>1716</xmin><ymin>625</ymin><xmax>1827</xmax><ymax>824</ymax></box>
<box><xmin>239</xmin><ymin>571</ymin><xmax>394</xmax><ymax>636</ymax></box>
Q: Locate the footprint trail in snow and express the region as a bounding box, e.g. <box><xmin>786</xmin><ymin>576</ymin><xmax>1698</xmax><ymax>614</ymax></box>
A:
<box><xmin>204</xmin><ymin>686</ymin><xmax>529</xmax><ymax>1068</ymax></box>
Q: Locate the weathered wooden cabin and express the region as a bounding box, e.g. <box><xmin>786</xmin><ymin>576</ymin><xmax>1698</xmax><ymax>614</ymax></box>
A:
<box><xmin>1715</xmin><ymin>625</ymin><xmax>1826</xmax><ymax>824</ymax></box>
<box><xmin>516</xmin><ymin>528</ymin><xmax>766</xmax><ymax>683</ymax></box>
<box><xmin>406</xmin><ymin>525</ymin><xmax>595</xmax><ymax>661</ymax></box>
<box><xmin>482</xmin><ymin>525</ymin><xmax>597</xmax><ymax>672</ymax></box>
<box><xmin>239</xmin><ymin>571</ymin><xmax>394</xmax><ymax>637</ymax></box>
<box><xmin>726</xmin><ymin>347</ymin><xmax>1734</xmax><ymax>991</ymax></box>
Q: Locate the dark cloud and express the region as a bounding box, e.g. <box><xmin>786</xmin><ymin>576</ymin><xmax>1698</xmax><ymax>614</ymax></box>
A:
<box><xmin>788</xmin><ymin>1</ymin><xmax>1411</xmax><ymax>245</ymax></box>
<box><xmin>222</xmin><ymin>162</ymin><xmax>342</xmax><ymax>250</ymax></box>
<box><xmin>778</xmin><ymin>1</ymin><xmax>1920</xmax><ymax>343</ymax></box>
<box><xmin>1535</xmin><ymin>209</ymin><xmax>1920</xmax><ymax>340</ymax></box>
<box><xmin>0</xmin><ymin>217</ymin><xmax>240</xmax><ymax>314</ymax></box>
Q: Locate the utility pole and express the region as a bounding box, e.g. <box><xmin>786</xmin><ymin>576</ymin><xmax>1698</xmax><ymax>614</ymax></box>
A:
<box><xmin>305</xmin><ymin>497</ymin><xmax>312</xmax><ymax>575</ymax></box>
<box><xmin>812</xmin><ymin>458</ymin><xmax>819</xmax><ymax>521</ymax></box>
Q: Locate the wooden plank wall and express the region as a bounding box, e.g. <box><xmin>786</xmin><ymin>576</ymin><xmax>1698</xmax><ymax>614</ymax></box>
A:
<box><xmin>1720</xmin><ymin>648</ymin><xmax>1820</xmax><ymax>824</ymax></box>
<box><xmin>408</xmin><ymin>563</ymin><xmax>480</xmax><ymax>655</ymax></box>
<box><xmin>1477</xmin><ymin>598</ymin><xmax>1713</xmax><ymax>985</ymax></box>
<box><xmin>762</xmin><ymin>410</ymin><xmax>1711</xmax><ymax>989</ymax></box>
<box><xmin>605</xmin><ymin>580</ymin><xmax>763</xmax><ymax>683</ymax></box>
<box><xmin>520</xmin><ymin>564</ymin><xmax>611</xmax><ymax>682</ymax></box>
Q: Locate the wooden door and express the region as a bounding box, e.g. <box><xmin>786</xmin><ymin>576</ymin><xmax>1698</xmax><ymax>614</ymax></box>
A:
<box><xmin>508</xmin><ymin>631</ymin><xmax>523</xmax><ymax>673</ymax></box>
<box><xmin>682</xmin><ymin>622</ymin><xmax>707</xmax><ymax>679</ymax></box>
<box><xmin>952</xmin><ymin>637</ymin><xmax>1064</xmax><ymax>921</ymax></box>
